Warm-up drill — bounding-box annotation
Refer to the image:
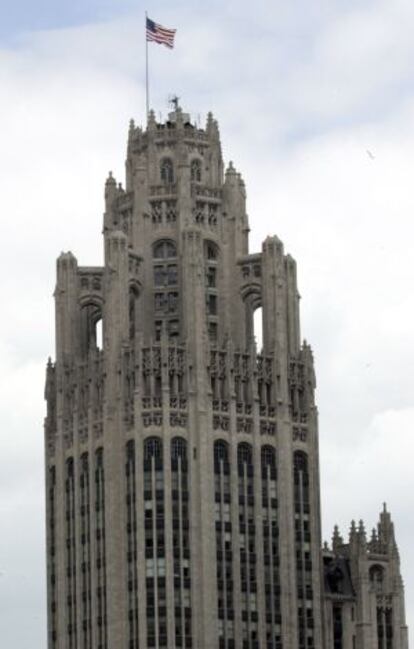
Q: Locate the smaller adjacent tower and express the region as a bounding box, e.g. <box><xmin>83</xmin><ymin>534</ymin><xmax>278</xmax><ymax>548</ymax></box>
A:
<box><xmin>322</xmin><ymin>506</ymin><xmax>409</xmax><ymax>649</ymax></box>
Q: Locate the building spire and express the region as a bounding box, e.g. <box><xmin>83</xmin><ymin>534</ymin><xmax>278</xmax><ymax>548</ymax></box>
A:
<box><xmin>332</xmin><ymin>525</ymin><xmax>343</xmax><ymax>551</ymax></box>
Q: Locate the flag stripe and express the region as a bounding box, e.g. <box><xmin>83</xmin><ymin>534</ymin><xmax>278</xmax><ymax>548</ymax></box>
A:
<box><xmin>146</xmin><ymin>33</ymin><xmax>175</xmax><ymax>47</ymax></box>
<box><xmin>146</xmin><ymin>17</ymin><xmax>176</xmax><ymax>48</ymax></box>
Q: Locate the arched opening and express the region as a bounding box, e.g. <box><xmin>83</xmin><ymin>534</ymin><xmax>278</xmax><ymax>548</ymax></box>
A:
<box><xmin>80</xmin><ymin>301</ymin><xmax>103</xmax><ymax>355</ymax></box>
<box><xmin>171</xmin><ymin>436</ymin><xmax>187</xmax><ymax>461</ymax></box>
<box><xmin>95</xmin><ymin>318</ymin><xmax>102</xmax><ymax>350</ymax></box>
<box><xmin>237</xmin><ymin>442</ymin><xmax>253</xmax><ymax>471</ymax></box>
<box><xmin>241</xmin><ymin>284</ymin><xmax>262</xmax><ymax>349</ymax></box>
<box><xmin>214</xmin><ymin>439</ymin><xmax>229</xmax><ymax>469</ymax></box>
<box><xmin>370</xmin><ymin>565</ymin><xmax>385</xmax><ymax>591</ymax></box>
<box><xmin>253</xmin><ymin>306</ymin><xmax>263</xmax><ymax>351</ymax></box>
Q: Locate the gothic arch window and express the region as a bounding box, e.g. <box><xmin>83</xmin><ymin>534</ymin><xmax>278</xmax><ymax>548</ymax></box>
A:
<box><xmin>143</xmin><ymin>436</ymin><xmax>167</xmax><ymax>647</ymax></box>
<box><xmin>261</xmin><ymin>444</ymin><xmax>276</xmax><ymax>471</ymax></box>
<box><xmin>48</xmin><ymin>466</ymin><xmax>57</xmax><ymax>648</ymax></box>
<box><xmin>294</xmin><ymin>451</ymin><xmax>308</xmax><ymax>476</ymax></box>
<box><xmin>171</xmin><ymin>437</ymin><xmax>191</xmax><ymax>646</ymax></box>
<box><xmin>125</xmin><ymin>440</ymin><xmax>138</xmax><ymax>648</ymax></box>
<box><xmin>214</xmin><ymin>439</ymin><xmax>229</xmax><ymax>467</ymax></box>
<box><xmin>237</xmin><ymin>442</ymin><xmax>253</xmax><ymax>470</ymax></box>
<box><xmin>153</xmin><ymin>239</ymin><xmax>177</xmax><ymax>260</ymax></box>
<box><xmin>94</xmin><ymin>446</ymin><xmax>107</xmax><ymax>647</ymax></box>
<box><xmin>370</xmin><ymin>564</ymin><xmax>384</xmax><ymax>580</ymax></box>
<box><xmin>171</xmin><ymin>436</ymin><xmax>187</xmax><ymax>460</ymax></box>
<box><xmin>370</xmin><ymin>565</ymin><xmax>385</xmax><ymax>587</ymax></box>
<box><xmin>79</xmin><ymin>453</ymin><xmax>92</xmax><ymax>649</ymax></box>
<box><xmin>237</xmin><ymin>442</ymin><xmax>257</xmax><ymax>647</ymax></box>
<box><xmin>80</xmin><ymin>301</ymin><xmax>103</xmax><ymax>354</ymax></box>
<box><xmin>144</xmin><ymin>436</ymin><xmax>163</xmax><ymax>460</ymax></box>
<box><xmin>190</xmin><ymin>158</ymin><xmax>202</xmax><ymax>182</ymax></box>
<box><xmin>293</xmin><ymin>450</ymin><xmax>313</xmax><ymax>649</ymax></box>
<box><xmin>65</xmin><ymin>457</ymin><xmax>76</xmax><ymax>649</ymax></box>
<box><xmin>261</xmin><ymin>445</ymin><xmax>281</xmax><ymax>647</ymax></box>
<box><xmin>160</xmin><ymin>158</ymin><xmax>174</xmax><ymax>184</ymax></box>
<box><xmin>213</xmin><ymin>439</ymin><xmax>234</xmax><ymax>647</ymax></box>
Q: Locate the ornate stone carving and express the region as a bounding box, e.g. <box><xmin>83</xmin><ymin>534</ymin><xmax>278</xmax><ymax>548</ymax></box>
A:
<box><xmin>292</xmin><ymin>426</ymin><xmax>307</xmax><ymax>442</ymax></box>
<box><xmin>237</xmin><ymin>417</ymin><xmax>253</xmax><ymax>434</ymax></box>
<box><xmin>213</xmin><ymin>415</ymin><xmax>229</xmax><ymax>431</ymax></box>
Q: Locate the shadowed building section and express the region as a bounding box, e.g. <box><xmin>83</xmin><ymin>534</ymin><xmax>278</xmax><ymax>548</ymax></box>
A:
<box><xmin>323</xmin><ymin>507</ymin><xmax>408</xmax><ymax>649</ymax></box>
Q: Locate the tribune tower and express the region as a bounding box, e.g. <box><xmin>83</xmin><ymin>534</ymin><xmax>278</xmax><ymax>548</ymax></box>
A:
<box><xmin>44</xmin><ymin>106</ymin><xmax>408</xmax><ymax>649</ymax></box>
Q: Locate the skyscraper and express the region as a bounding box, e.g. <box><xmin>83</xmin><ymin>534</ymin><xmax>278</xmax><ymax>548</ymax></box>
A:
<box><xmin>44</xmin><ymin>105</ymin><xmax>408</xmax><ymax>649</ymax></box>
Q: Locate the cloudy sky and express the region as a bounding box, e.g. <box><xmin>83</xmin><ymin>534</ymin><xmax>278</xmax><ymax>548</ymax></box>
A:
<box><xmin>0</xmin><ymin>0</ymin><xmax>413</xmax><ymax>645</ymax></box>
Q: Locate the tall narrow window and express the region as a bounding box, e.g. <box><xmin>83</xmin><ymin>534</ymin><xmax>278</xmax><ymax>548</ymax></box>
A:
<box><xmin>253</xmin><ymin>306</ymin><xmax>263</xmax><ymax>351</ymax></box>
<box><xmin>261</xmin><ymin>446</ymin><xmax>282</xmax><ymax>649</ymax></box>
<box><xmin>153</xmin><ymin>241</ymin><xmax>179</xmax><ymax>342</ymax></box>
<box><xmin>126</xmin><ymin>441</ymin><xmax>139</xmax><ymax>648</ymax></box>
<box><xmin>377</xmin><ymin>606</ymin><xmax>393</xmax><ymax>649</ymax></box>
<box><xmin>80</xmin><ymin>303</ymin><xmax>102</xmax><ymax>355</ymax></box>
<box><xmin>171</xmin><ymin>438</ymin><xmax>191</xmax><ymax>648</ymax></box>
<box><xmin>80</xmin><ymin>453</ymin><xmax>92</xmax><ymax>649</ymax></box>
<box><xmin>129</xmin><ymin>286</ymin><xmax>140</xmax><ymax>341</ymax></box>
<box><xmin>204</xmin><ymin>242</ymin><xmax>219</xmax><ymax>345</ymax></box>
<box><xmin>333</xmin><ymin>605</ymin><xmax>343</xmax><ymax>649</ymax></box>
<box><xmin>95</xmin><ymin>448</ymin><xmax>107</xmax><ymax>649</ymax></box>
<box><xmin>190</xmin><ymin>159</ymin><xmax>202</xmax><ymax>182</ymax></box>
<box><xmin>238</xmin><ymin>443</ymin><xmax>257</xmax><ymax>649</ymax></box>
<box><xmin>160</xmin><ymin>158</ymin><xmax>174</xmax><ymax>184</ymax></box>
<box><xmin>214</xmin><ymin>441</ymin><xmax>234</xmax><ymax>649</ymax></box>
<box><xmin>294</xmin><ymin>451</ymin><xmax>313</xmax><ymax>649</ymax></box>
<box><xmin>48</xmin><ymin>466</ymin><xmax>57</xmax><ymax>649</ymax></box>
<box><xmin>65</xmin><ymin>458</ymin><xmax>77</xmax><ymax>649</ymax></box>
<box><xmin>144</xmin><ymin>437</ymin><xmax>167</xmax><ymax>648</ymax></box>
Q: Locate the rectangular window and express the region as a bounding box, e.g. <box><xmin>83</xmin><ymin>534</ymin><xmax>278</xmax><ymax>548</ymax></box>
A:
<box><xmin>168</xmin><ymin>293</ymin><xmax>178</xmax><ymax>313</ymax></box>
<box><xmin>155</xmin><ymin>293</ymin><xmax>166</xmax><ymax>312</ymax></box>
<box><xmin>155</xmin><ymin>321</ymin><xmax>162</xmax><ymax>341</ymax></box>
<box><xmin>206</xmin><ymin>267</ymin><xmax>217</xmax><ymax>287</ymax></box>
<box><xmin>168</xmin><ymin>320</ymin><xmax>179</xmax><ymax>339</ymax></box>
<box><xmin>209</xmin><ymin>322</ymin><xmax>217</xmax><ymax>343</ymax></box>
<box><xmin>154</xmin><ymin>266</ymin><xmax>166</xmax><ymax>286</ymax></box>
<box><xmin>207</xmin><ymin>294</ymin><xmax>217</xmax><ymax>315</ymax></box>
<box><xmin>167</xmin><ymin>265</ymin><xmax>178</xmax><ymax>285</ymax></box>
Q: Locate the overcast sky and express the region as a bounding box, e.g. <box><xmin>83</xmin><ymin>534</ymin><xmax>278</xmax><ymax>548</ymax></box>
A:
<box><xmin>0</xmin><ymin>1</ymin><xmax>413</xmax><ymax>646</ymax></box>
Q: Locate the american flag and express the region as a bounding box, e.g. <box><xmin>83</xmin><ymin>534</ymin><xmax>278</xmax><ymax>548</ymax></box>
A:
<box><xmin>146</xmin><ymin>17</ymin><xmax>176</xmax><ymax>49</ymax></box>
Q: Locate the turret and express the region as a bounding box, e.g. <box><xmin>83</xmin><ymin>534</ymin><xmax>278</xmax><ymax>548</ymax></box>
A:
<box><xmin>332</xmin><ymin>524</ymin><xmax>344</xmax><ymax>552</ymax></box>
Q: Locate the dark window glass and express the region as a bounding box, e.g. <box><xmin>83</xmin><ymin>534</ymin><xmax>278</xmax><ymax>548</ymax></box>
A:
<box><xmin>144</xmin><ymin>437</ymin><xmax>163</xmax><ymax>460</ymax></box>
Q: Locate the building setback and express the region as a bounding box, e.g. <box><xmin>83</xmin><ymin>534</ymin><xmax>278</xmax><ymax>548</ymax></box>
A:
<box><xmin>44</xmin><ymin>105</ymin><xmax>409</xmax><ymax>649</ymax></box>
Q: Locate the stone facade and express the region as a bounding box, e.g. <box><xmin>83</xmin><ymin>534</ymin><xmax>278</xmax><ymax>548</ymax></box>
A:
<box><xmin>44</xmin><ymin>106</ymin><xmax>409</xmax><ymax>649</ymax></box>
<box><xmin>322</xmin><ymin>508</ymin><xmax>408</xmax><ymax>649</ymax></box>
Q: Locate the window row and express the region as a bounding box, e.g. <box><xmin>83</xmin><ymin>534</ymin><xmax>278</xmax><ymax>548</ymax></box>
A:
<box><xmin>159</xmin><ymin>158</ymin><xmax>202</xmax><ymax>184</ymax></box>
<box><xmin>214</xmin><ymin>441</ymin><xmax>279</xmax><ymax>473</ymax></box>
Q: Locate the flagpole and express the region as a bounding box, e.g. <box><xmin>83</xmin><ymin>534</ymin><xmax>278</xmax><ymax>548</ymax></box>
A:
<box><xmin>145</xmin><ymin>11</ymin><xmax>149</xmax><ymax>122</ymax></box>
